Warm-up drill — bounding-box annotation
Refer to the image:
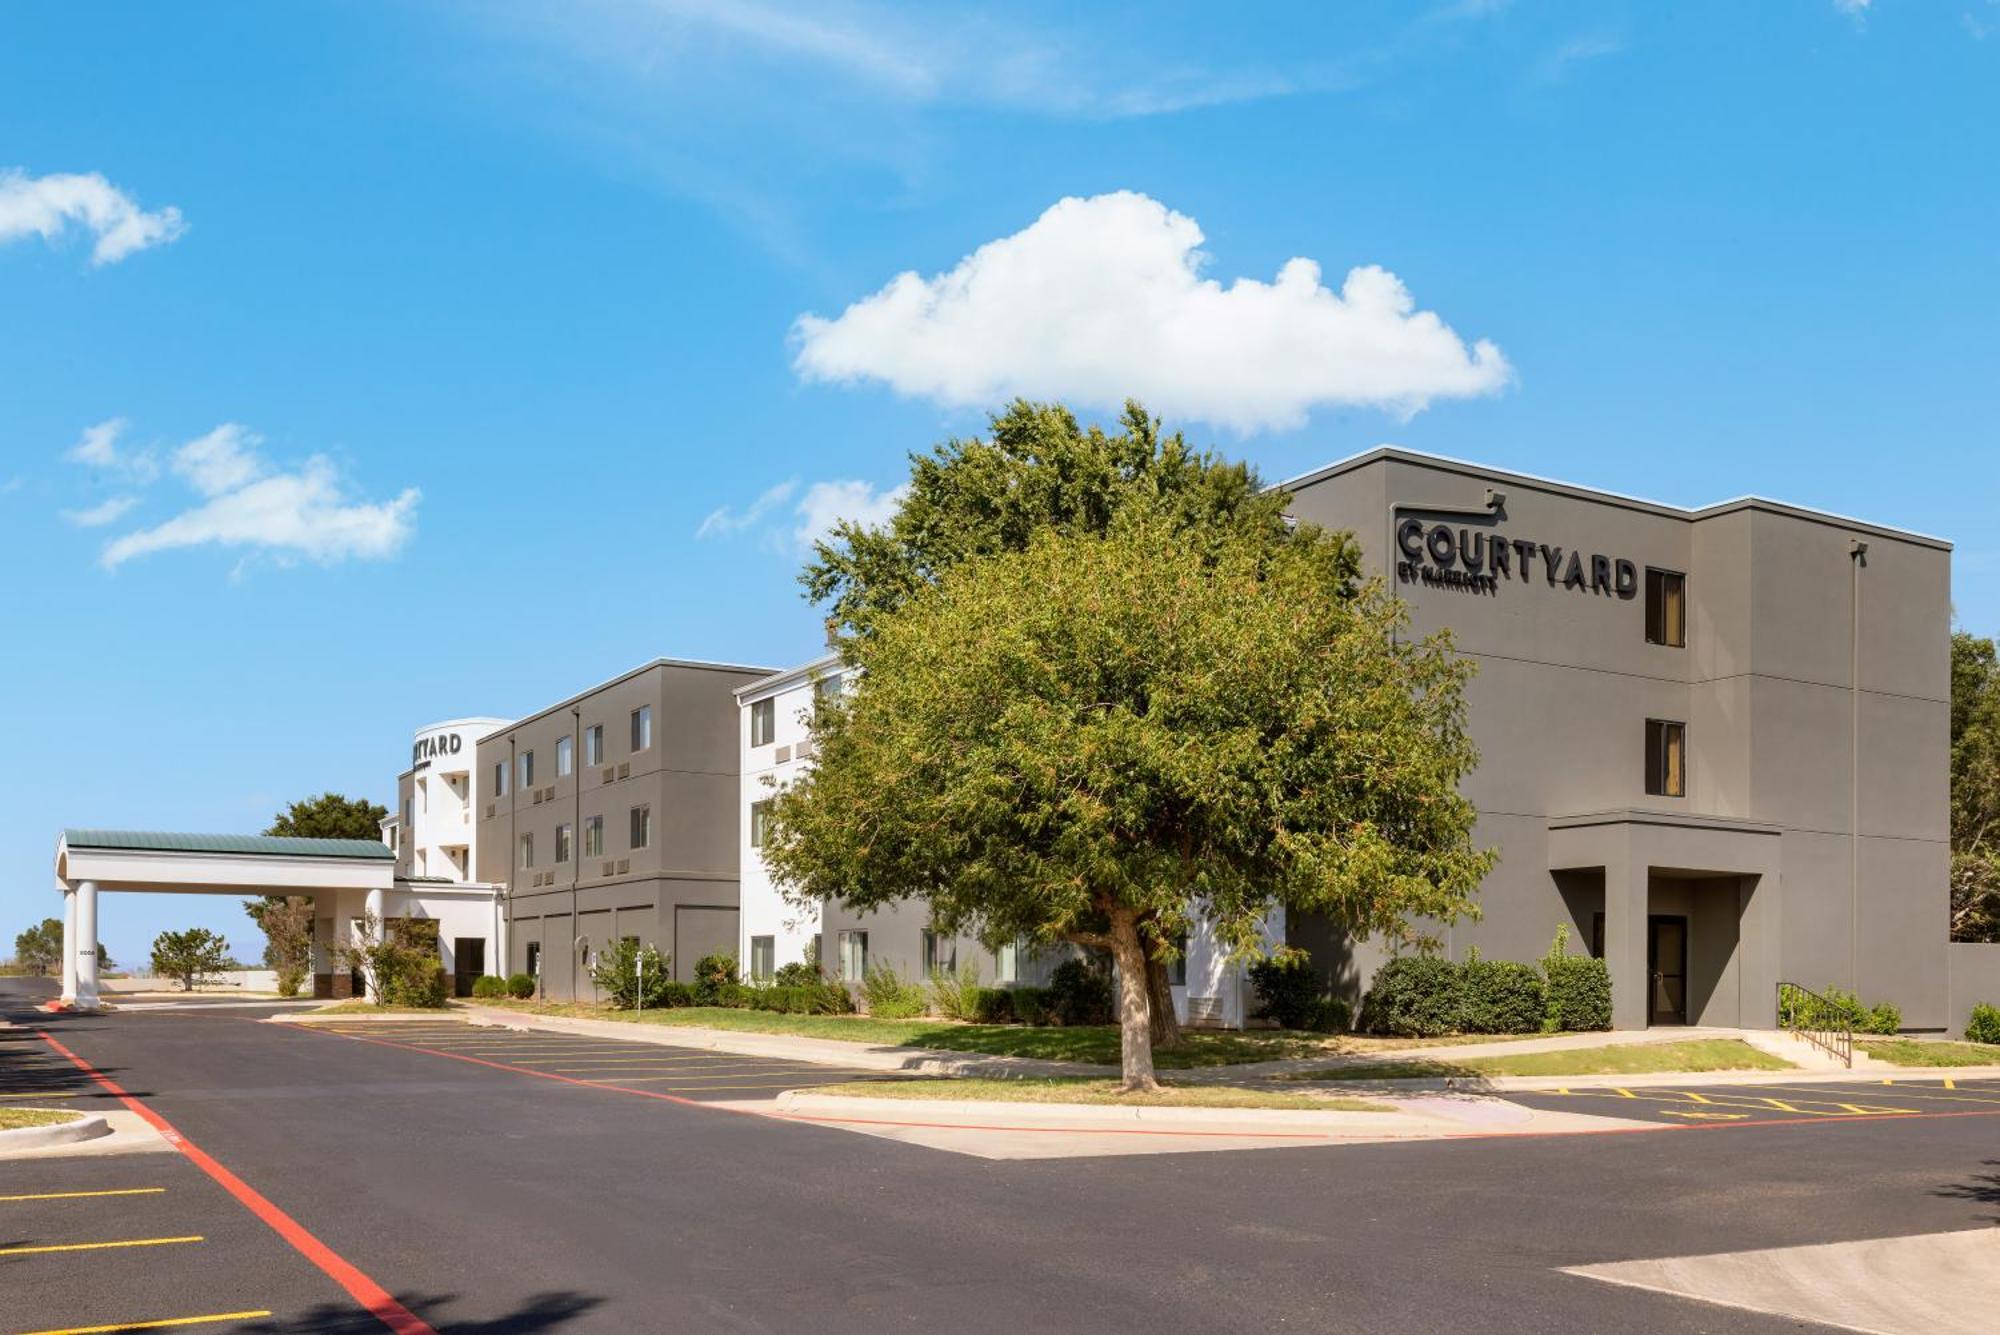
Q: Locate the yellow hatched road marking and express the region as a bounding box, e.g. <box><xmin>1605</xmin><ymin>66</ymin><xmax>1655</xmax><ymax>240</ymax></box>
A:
<box><xmin>1945</xmin><ymin>1078</ymin><xmax>1956</xmax><ymax>1090</ymax></box>
<box><xmin>0</xmin><ymin>1187</ymin><xmax>166</xmax><ymax>1203</ymax></box>
<box><xmin>1613</xmin><ymin>1088</ymin><xmax>1636</xmax><ymax>1099</ymax></box>
<box><xmin>0</xmin><ymin>1235</ymin><xmax>202</xmax><ymax>1257</ymax></box>
<box><xmin>574</xmin><ymin>1069</ymin><xmax>816</xmax><ymax>1083</ymax></box>
<box><xmin>592</xmin><ymin>1079</ymin><xmax>820</xmax><ymax>1092</ymax></box>
<box><xmin>1760</xmin><ymin>1098</ymin><xmax>1801</xmax><ymax>1113</ymax></box>
<box><xmin>1682</xmin><ymin>1091</ymin><xmax>1713</xmax><ymax>1105</ymax></box>
<box><xmin>17</xmin><ymin>1310</ymin><xmax>272</xmax><ymax>1335</ymax></box>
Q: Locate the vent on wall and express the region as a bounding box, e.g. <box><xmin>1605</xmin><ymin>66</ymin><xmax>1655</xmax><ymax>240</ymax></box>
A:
<box><xmin>602</xmin><ymin>766</ymin><xmax>615</xmax><ymax>784</ymax></box>
<box><xmin>617</xmin><ymin>762</ymin><xmax>630</xmax><ymax>780</ymax></box>
<box><xmin>531</xmin><ymin>789</ymin><xmax>543</xmax><ymax>805</ymax></box>
<box><xmin>1186</xmin><ymin>996</ymin><xmax>1225</xmax><ymax>1027</ymax></box>
<box><xmin>775</xmin><ymin>745</ymin><xmax>792</xmax><ymax>764</ymax></box>
<box><xmin>795</xmin><ymin>740</ymin><xmax>814</xmax><ymax>760</ymax></box>
<box><xmin>485</xmin><ymin>803</ymin><xmax>495</xmax><ymax>818</ymax></box>
<box><xmin>617</xmin><ymin>858</ymin><xmax>630</xmax><ymax>875</ymax></box>
<box><xmin>601</xmin><ymin>861</ymin><xmax>614</xmax><ymax>877</ymax></box>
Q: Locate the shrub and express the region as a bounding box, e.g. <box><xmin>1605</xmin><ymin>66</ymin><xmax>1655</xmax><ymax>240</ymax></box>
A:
<box><xmin>1460</xmin><ymin>956</ymin><xmax>1547</xmax><ymax>1034</ymax></box>
<box><xmin>1783</xmin><ymin>984</ymin><xmax>1902</xmax><ymax>1036</ymax></box>
<box><xmin>773</xmin><ymin>960</ymin><xmax>821</xmax><ymax>988</ymax></box>
<box><xmin>505</xmin><ymin>972</ymin><xmax>536</xmax><ymax>1000</ymax></box>
<box><xmin>1965</xmin><ymin>1003</ymin><xmax>2000</xmax><ymax>1046</ymax></box>
<box><xmin>1304</xmin><ymin>996</ymin><xmax>1351</xmax><ymax>1034</ymax></box>
<box><xmin>1540</xmin><ymin>926</ymin><xmax>1612</xmax><ymax>1033</ymax></box>
<box><xmin>861</xmin><ymin>964</ymin><xmax>928</xmax><ymax>1018</ymax></box>
<box><xmin>970</xmin><ymin>987</ymin><xmax>1016</xmax><ymax>1024</ymax></box>
<box><xmin>1044</xmin><ymin>957</ymin><xmax>1114</xmax><ymax>1026</ymax></box>
<box><xmin>1248</xmin><ymin>956</ymin><xmax>1325</xmax><ymax>1031</ymax></box>
<box><xmin>588</xmin><ymin>938</ymin><xmax>675</xmax><ymax>1009</ymax></box>
<box><xmin>744</xmin><ymin>980</ymin><xmax>850</xmax><ymax>1014</ymax></box>
<box><xmin>929</xmin><ymin>959</ymin><xmax>983</xmax><ymax>1021</ymax></box>
<box><xmin>470</xmin><ymin>975</ymin><xmax>507</xmax><ymax>999</ymax></box>
<box><xmin>1010</xmin><ymin>986</ymin><xmax>1051</xmax><ymax>1026</ymax></box>
<box><xmin>693</xmin><ymin>953</ymin><xmax>738</xmax><ymax>1004</ymax></box>
<box><xmin>275</xmin><ymin>963</ymin><xmax>307</xmax><ymax>999</ymax></box>
<box><xmin>1360</xmin><ymin>955</ymin><xmax>1464</xmax><ymax>1037</ymax></box>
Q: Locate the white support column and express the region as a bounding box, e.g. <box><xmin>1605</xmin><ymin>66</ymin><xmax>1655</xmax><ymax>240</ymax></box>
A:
<box><xmin>493</xmin><ymin>891</ymin><xmax>510</xmax><ymax>978</ymax></box>
<box><xmin>73</xmin><ymin>880</ymin><xmax>101</xmax><ymax>1011</ymax></box>
<box><xmin>60</xmin><ymin>887</ymin><xmax>78</xmax><ymax>1004</ymax></box>
<box><xmin>363</xmin><ymin>886</ymin><xmax>386</xmax><ymax>1001</ymax></box>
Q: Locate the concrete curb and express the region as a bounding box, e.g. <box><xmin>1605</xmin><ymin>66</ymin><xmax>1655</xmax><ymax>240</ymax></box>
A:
<box><xmin>268</xmin><ymin>1011</ymin><xmax>470</xmax><ymax>1025</ymax></box>
<box><xmin>1283</xmin><ymin>1064</ymin><xmax>2000</xmax><ymax>1093</ymax></box>
<box><xmin>454</xmin><ymin>1005</ymin><xmax>1107</xmax><ymax>1077</ymax></box>
<box><xmin>770</xmin><ymin>1090</ymin><xmax>1425</xmax><ymax>1134</ymax></box>
<box><xmin>0</xmin><ymin>1112</ymin><xmax>108</xmax><ymax>1151</ymax></box>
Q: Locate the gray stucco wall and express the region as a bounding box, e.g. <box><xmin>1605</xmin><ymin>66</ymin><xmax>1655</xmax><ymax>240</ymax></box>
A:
<box><xmin>1282</xmin><ymin>450</ymin><xmax>1951</xmax><ymax>1028</ymax></box>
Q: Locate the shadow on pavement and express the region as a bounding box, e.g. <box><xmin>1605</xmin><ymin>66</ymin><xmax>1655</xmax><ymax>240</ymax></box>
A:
<box><xmin>236</xmin><ymin>1291</ymin><xmax>603</xmax><ymax>1334</ymax></box>
<box><xmin>1933</xmin><ymin>1158</ymin><xmax>2000</xmax><ymax>1224</ymax></box>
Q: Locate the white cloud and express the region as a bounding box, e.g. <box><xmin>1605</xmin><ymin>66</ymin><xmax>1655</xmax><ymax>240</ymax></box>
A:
<box><xmin>172</xmin><ymin>424</ymin><xmax>265</xmax><ymax>496</ymax></box>
<box><xmin>63</xmin><ymin>495</ymin><xmax>139</xmax><ymax>528</ymax></box>
<box><xmin>70</xmin><ymin>420</ymin><xmax>419</xmax><ymax>572</ymax></box>
<box><xmin>792</xmin><ymin>479</ymin><xmax>908</xmax><ymax>548</ymax></box>
<box><xmin>1835</xmin><ymin>0</ymin><xmax>1870</xmax><ymax>14</ymax></box>
<box><xmin>792</xmin><ymin>191</ymin><xmax>1510</xmax><ymax>434</ymax></box>
<box><xmin>0</xmin><ymin>169</ymin><xmax>186</xmax><ymax>265</ymax></box>
<box><xmin>0</xmin><ymin>476</ymin><xmax>24</xmax><ymax>497</ymax></box>
<box><xmin>696</xmin><ymin>477</ymin><xmax>799</xmax><ymax>538</ymax></box>
<box><xmin>64</xmin><ymin>417</ymin><xmax>159</xmax><ymax>483</ymax></box>
<box><xmin>697</xmin><ymin>476</ymin><xmax>908</xmax><ymax>549</ymax></box>
<box><xmin>1529</xmin><ymin>33</ymin><xmax>1624</xmax><ymax>84</ymax></box>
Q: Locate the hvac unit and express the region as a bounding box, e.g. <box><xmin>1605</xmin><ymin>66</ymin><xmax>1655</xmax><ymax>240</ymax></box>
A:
<box><xmin>775</xmin><ymin>745</ymin><xmax>792</xmax><ymax>763</ymax></box>
<box><xmin>1186</xmin><ymin>995</ymin><xmax>1226</xmax><ymax>1027</ymax></box>
<box><xmin>617</xmin><ymin>858</ymin><xmax>630</xmax><ymax>874</ymax></box>
<box><xmin>602</xmin><ymin>766</ymin><xmax>615</xmax><ymax>784</ymax></box>
<box><xmin>601</xmin><ymin>861</ymin><xmax>614</xmax><ymax>877</ymax></box>
<box><xmin>485</xmin><ymin>803</ymin><xmax>495</xmax><ymax>818</ymax></box>
<box><xmin>618</xmin><ymin>762</ymin><xmax>630</xmax><ymax>780</ymax></box>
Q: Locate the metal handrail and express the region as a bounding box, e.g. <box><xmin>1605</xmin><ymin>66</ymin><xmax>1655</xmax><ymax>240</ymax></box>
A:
<box><xmin>1778</xmin><ymin>981</ymin><xmax>1853</xmax><ymax>1068</ymax></box>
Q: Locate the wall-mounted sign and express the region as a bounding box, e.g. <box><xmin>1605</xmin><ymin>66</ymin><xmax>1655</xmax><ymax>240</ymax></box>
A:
<box><xmin>411</xmin><ymin>732</ymin><xmax>464</xmax><ymax>771</ymax></box>
<box><xmin>1395</xmin><ymin>517</ymin><xmax>1638</xmax><ymax>600</ymax></box>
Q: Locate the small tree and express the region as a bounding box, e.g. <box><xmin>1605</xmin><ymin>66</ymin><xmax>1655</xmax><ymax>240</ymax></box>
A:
<box><xmin>151</xmin><ymin>928</ymin><xmax>231</xmax><ymax>992</ymax></box>
<box><xmin>767</xmin><ymin>514</ymin><xmax>1493</xmax><ymax>1091</ymax></box>
<box><xmin>245</xmin><ymin>897</ymin><xmax>315</xmax><ymax>997</ymax></box>
<box><xmin>15</xmin><ymin>917</ymin><xmax>62</xmax><ymax>975</ymax></box>
<box><xmin>333</xmin><ymin>912</ymin><xmax>444</xmax><ymax>1007</ymax></box>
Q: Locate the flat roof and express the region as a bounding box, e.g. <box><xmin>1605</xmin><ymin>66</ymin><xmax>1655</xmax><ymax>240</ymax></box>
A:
<box><xmin>1275</xmin><ymin>446</ymin><xmax>1951</xmax><ymax>551</ymax></box>
<box><xmin>488</xmin><ymin>656</ymin><xmax>779</xmax><ymax>737</ymax></box>
<box><xmin>62</xmin><ymin>829</ymin><xmax>395</xmax><ymax>861</ymax></box>
<box><xmin>736</xmin><ymin>652</ymin><xmax>843</xmax><ymax>700</ymax></box>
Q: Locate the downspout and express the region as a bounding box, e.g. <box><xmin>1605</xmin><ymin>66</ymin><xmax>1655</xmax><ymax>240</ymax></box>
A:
<box><xmin>573</xmin><ymin>705</ymin><xmax>586</xmax><ymax>1005</ymax></box>
<box><xmin>1850</xmin><ymin>539</ymin><xmax>1868</xmax><ymax>991</ymax></box>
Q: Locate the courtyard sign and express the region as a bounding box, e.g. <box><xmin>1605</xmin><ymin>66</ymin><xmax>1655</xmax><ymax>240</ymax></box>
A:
<box><xmin>1395</xmin><ymin>517</ymin><xmax>1638</xmax><ymax>600</ymax></box>
<box><xmin>411</xmin><ymin>732</ymin><xmax>464</xmax><ymax>771</ymax></box>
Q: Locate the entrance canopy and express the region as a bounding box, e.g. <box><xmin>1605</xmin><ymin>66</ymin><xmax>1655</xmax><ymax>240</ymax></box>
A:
<box><xmin>51</xmin><ymin>828</ymin><xmax>396</xmax><ymax>1010</ymax></box>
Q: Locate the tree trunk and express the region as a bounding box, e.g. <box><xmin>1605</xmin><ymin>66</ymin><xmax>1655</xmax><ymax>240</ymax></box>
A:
<box><xmin>1108</xmin><ymin>909</ymin><xmax>1158</xmax><ymax>1093</ymax></box>
<box><xmin>1146</xmin><ymin>955</ymin><xmax>1183</xmax><ymax>1049</ymax></box>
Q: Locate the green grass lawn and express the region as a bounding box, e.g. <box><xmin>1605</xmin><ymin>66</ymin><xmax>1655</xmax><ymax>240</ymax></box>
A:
<box><xmin>807</xmin><ymin>1077</ymin><xmax>1393</xmax><ymax>1112</ymax></box>
<box><xmin>1297</xmin><ymin>1039</ymin><xmax>1795</xmax><ymax>1081</ymax></box>
<box><xmin>0</xmin><ymin>1107</ymin><xmax>84</xmax><ymax>1130</ymax></box>
<box><xmin>469</xmin><ymin>999</ymin><xmax>1548</xmax><ymax>1068</ymax></box>
<box><xmin>1856</xmin><ymin>1038</ymin><xmax>2000</xmax><ymax>1067</ymax></box>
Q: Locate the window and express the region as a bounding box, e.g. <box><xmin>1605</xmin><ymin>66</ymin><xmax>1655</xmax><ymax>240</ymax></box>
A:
<box><xmin>493</xmin><ymin>760</ymin><xmax>508</xmax><ymax>797</ymax></box>
<box><xmin>1645</xmin><ymin>719</ymin><xmax>1686</xmax><ymax>797</ymax></box>
<box><xmin>921</xmin><ymin>930</ymin><xmax>955</xmax><ymax>977</ymax></box>
<box><xmin>629</xmin><ymin>804</ymin><xmax>652</xmax><ymax>850</ymax></box>
<box><xmin>630</xmin><ymin>705</ymin><xmax>652</xmax><ymax>753</ymax></box>
<box><xmin>518</xmin><ymin>751</ymin><xmax>535</xmax><ymax>788</ymax></box>
<box><xmin>584</xmin><ymin>815</ymin><xmax>603</xmax><ymax>858</ymax></box>
<box><xmin>518</xmin><ymin>833</ymin><xmax>534</xmax><ymax>869</ymax></box>
<box><xmin>1645</xmin><ymin>569</ymin><xmax>1686</xmax><ymax>647</ymax></box>
<box><xmin>555</xmin><ymin>822</ymin><xmax>572</xmax><ymax>864</ymax></box>
<box><xmin>585</xmin><ymin>724</ymin><xmax>604</xmax><ymax>766</ymax></box>
<box><xmin>750</xmin><ymin>698</ymin><xmax>776</xmax><ymax>747</ymax></box>
<box><xmin>1169</xmin><ymin>932</ymin><xmax>1188</xmax><ymax>987</ymax></box>
<box><xmin>749</xmin><ymin>935</ymin><xmax>776</xmax><ymax>982</ymax></box>
<box><xmin>749</xmin><ymin>800</ymin><xmax>772</xmax><ymax>849</ymax></box>
<box><xmin>812</xmin><ymin>674</ymin><xmax>842</xmax><ymax>722</ymax></box>
<box><xmin>838</xmin><ymin>930</ymin><xmax>868</xmax><ymax>982</ymax></box>
<box><xmin>556</xmin><ymin>735</ymin><xmax>574</xmax><ymax>777</ymax></box>
<box><xmin>402</xmin><ymin>797</ymin><xmax>412</xmax><ymax>826</ymax></box>
<box><xmin>525</xmin><ymin>942</ymin><xmax>540</xmax><ymax>977</ymax></box>
<box><xmin>996</xmin><ymin>937</ymin><xmax>1021</xmax><ymax>984</ymax></box>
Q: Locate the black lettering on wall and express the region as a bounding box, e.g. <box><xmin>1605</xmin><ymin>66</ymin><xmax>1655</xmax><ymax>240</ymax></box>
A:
<box><xmin>1541</xmin><ymin>544</ymin><xmax>1564</xmax><ymax>585</ymax></box>
<box><xmin>1614</xmin><ymin>558</ymin><xmax>1638</xmax><ymax>599</ymax></box>
<box><xmin>1591</xmin><ymin>554</ymin><xmax>1611</xmax><ymax>594</ymax></box>
<box><xmin>1563</xmin><ymin>551</ymin><xmax>1586</xmax><ymax>589</ymax></box>
<box><xmin>1426</xmin><ymin>525</ymin><xmax>1457</xmax><ymax>567</ymax></box>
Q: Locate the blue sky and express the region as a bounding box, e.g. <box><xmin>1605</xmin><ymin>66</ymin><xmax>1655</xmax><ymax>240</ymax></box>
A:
<box><xmin>3</xmin><ymin>0</ymin><xmax>1996</xmax><ymax>964</ymax></box>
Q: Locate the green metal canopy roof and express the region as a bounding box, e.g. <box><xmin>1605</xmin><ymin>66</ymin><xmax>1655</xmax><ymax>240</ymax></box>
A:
<box><xmin>62</xmin><ymin>829</ymin><xmax>395</xmax><ymax>861</ymax></box>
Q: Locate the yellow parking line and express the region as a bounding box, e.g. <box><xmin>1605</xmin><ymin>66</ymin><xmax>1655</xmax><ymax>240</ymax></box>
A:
<box><xmin>538</xmin><ymin>1061</ymin><xmax>797</xmax><ymax>1073</ymax></box>
<box><xmin>0</xmin><ymin>1187</ymin><xmax>166</xmax><ymax>1203</ymax></box>
<box><xmin>1682</xmin><ymin>1091</ymin><xmax>1713</xmax><ymax>1105</ymax></box>
<box><xmin>0</xmin><ymin>1235</ymin><xmax>202</xmax><ymax>1257</ymax></box>
<box><xmin>1760</xmin><ymin>1098</ymin><xmax>1802</xmax><ymax>1113</ymax></box>
<box><xmin>571</xmin><ymin>1068</ymin><xmax>810</xmax><ymax>1082</ymax></box>
<box><xmin>0</xmin><ymin>1091</ymin><xmax>80</xmax><ymax>1099</ymax></box>
<box><xmin>595</xmin><ymin>1079</ymin><xmax>815</xmax><ymax>1092</ymax></box>
<box><xmin>17</xmin><ymin>1309</ymin><xmax>273</xmax><ymax>1334</ymax></box>
<box><xmin>1944</xmin><ymin>1078</ymin><xmax>1956</xmax><ymax>1090</ymax></box>
<box><xmin>1613</xmin><ymin>1088</ymin><xmax>1636</xmax><ymax>1098</ymax></box>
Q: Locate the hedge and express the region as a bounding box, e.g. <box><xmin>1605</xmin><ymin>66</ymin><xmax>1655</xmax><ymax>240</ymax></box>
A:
<box><xmin>1965</xmin><ymin>1003</ymin><xmax>2000</xmax><ymax>1046</ymax></box>
<box><xmin>1460</xmin><ymin>958</ymin><xmax>1546</xmax><ymax>1035</ymax></box>
<box><xmin>1360</xmin><ymin>956</ymin><xmax>1466</xmax><ymax>1037</ymax></box>
<box><xmin>505</xmin><ymin>972</ymin><xmax>535</xmax><ymax>1000</ymax></box>
<box><xmin>1358</xmin><ymin>928</ymin><xmax>1612</xmax><ymax>1037</ymax></box>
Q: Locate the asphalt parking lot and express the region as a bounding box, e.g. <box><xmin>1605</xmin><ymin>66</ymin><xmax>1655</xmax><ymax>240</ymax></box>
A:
<box><xmin>1507</xmin><ymin>1075</ymin><xmax>2000</xmax><ymax>1127</ymax></box>
<box><xmin>298</xmin><ymin>1019</ymin><xmax>893</xmax><ymax>1103</ymax></box>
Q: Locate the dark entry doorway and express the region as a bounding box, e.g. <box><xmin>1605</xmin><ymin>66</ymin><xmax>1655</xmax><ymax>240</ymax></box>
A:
<box><xmin>453</xmin><ymin>937</ymin><xmax>486</xmax><ymax>998</ymax></box>
<box><xmin>1648</xmin><ymin>915</ymin><xmax>1688</xmax><ymax>1025</ymax></box>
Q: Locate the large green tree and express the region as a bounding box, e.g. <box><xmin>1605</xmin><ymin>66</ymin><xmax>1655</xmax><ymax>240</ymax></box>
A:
<box><xmin>1952</xmin><ymin>630</ymin><xmax>2000</xmax><ymax>941</ymax></box>
<box><xmin>247</xmin><ymin>792</ymin><xmax>387</xmax><ymax>989</ymax></box>
<box><xmin>802</xmin><ymin>399</ymin><xmax>1311</xmax><ymax>1042</ymax></box>
<box><xmin>767</xmin><ymin>513</ymin><xmax>1494</xmax><ymax>1090</ymax></box>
